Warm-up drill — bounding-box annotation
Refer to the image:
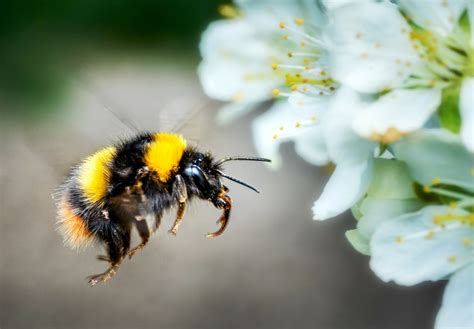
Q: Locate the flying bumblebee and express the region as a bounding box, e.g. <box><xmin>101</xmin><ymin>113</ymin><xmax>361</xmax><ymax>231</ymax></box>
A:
<box><xmin>55</xmin><ymin>132</ymin><xmax>269</xmax><ymax>286</ymax></box>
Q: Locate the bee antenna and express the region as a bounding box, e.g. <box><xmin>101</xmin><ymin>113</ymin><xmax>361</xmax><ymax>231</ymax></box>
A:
<box><xmin>215</xmin><ymin>156</ymin><xmax>271</xmax><ymax>166</ymax></box>
<box><xmin>214</xmin><ymin>169</ymin><xmax>260</xmax><ymax>193</ymax></box>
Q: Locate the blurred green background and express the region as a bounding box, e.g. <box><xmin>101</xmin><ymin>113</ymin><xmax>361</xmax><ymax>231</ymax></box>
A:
<box><xmin>0</xmin><ymin>0</ymin><xmax>222</xmax><ymax>120</ymax></box>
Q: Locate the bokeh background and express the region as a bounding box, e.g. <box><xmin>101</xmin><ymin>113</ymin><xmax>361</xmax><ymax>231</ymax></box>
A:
<box><xmin>1</xmin><ymin>2</ymin><xmax>444</xmax><ymax>328</ymax></box>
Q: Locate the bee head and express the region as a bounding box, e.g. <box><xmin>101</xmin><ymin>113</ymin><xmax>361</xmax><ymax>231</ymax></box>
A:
<box><xmin>181</xmin><ymin>151</ymin><xmax>222</xmax><ymax>200</ymax></box>
<box><xmin>180</xmin><ymin>151</ymin><xmax>270</xmax><ymax>199</ymax></box>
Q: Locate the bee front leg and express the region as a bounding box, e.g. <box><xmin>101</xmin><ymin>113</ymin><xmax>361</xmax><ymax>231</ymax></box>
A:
<box><xmin>169</xmin><ymin>175</ymin><xmax>188</xmax><ymax>236</ymax></box>
<box><xmin>207</xmin><ymin>191</ymin><xmax>232</xmax><ymax>238</ymax></box>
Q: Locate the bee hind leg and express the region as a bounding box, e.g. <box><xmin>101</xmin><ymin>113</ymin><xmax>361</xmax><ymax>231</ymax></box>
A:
<box><xmin>127</xmin><ymin>217</ymin><xmax>151</xmax><ymax>259</ymax></box>
<box><xmin>87</xmin><ymin>260</ymin><xmax>123</xmax><ymax>286</ymax></box>
<box><xmin>87</xmin><ymin>230</ymin><xmax>130</xmax><ymax>286</ymax></box>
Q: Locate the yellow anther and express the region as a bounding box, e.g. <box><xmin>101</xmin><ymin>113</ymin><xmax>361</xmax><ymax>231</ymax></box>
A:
<box><xmin>424</xmin><ymin>230</ymin><xmax>435</xmax><ymax>240</ymax></box>
<box><xmin>432</xmin><ymin>177</ymin><xmax>442</xmax><ymax>185</ymax></box>
<box><xmin>395</xmin><ymin>236</ymin><xmax>404</xmax><ymax>244</ymax></box>
<box><xmin>271</xmin><ymin>63</ymin><xmax>278</xmax><ymax>70</ymax></box>
<box><xmin>422</xmin><ymin>185</ymin><xmax>431</xmax><ymax>193</ymax></box>
<box><xmin>355</xmin><ymin>32</ymin><xmax>362</xmax><ymax>39</ymax></box>
<box><xmin>272</xmin><ymin>89</ymin><xmax>280</xmax><ymax>97</ymax></box>
<box><xmin>218</xmin><ymin>4</ymin><xmax>241</xmax><ymax>18</ymax></box>
<box><xmin>279</xmin><ymin>126</ymin><xmax>284</xmax><ymax>131</ymax></box>
<box><xmin>290</xmin><ymin>85</ymin><xmax>298</xmax><ymax>91</ymax></box>
<box><xmin>282</xmin><ymin>34</ymin><xmax>289</xmax><ymax>40</ymax></box>
<box><xmin>294</xmin><ymin>17</ymin><xmax>304</xmax><ymax>26</ymax></box>
<box><xmin>295</xmin><ymin>121</ymin><xmax>301</xmax><ymax>128</ymax></box>
<box><xmin>360</xmin><ymin>52</ymin><xmax>369</xmax><ymax>59</ymax></box>
<box><xmin>279</xmin><ymin>21</ymin><xmax>285</xmax><ymax>29</ymax></box>
<box><xmin>447</xmin><ymin>255</ymin><xmax>457</xmax><ymax>263</ymax></box>
<box><xmin>320</xmin><ymin>70</ymin><xmax>326</xmax><ymax>76</ymax></box>
<box><xmin>463</xmin><ymin>238</ymin><xmax>472</xmax><ymax>246</ymax></box>
<box><xmin>288</xmin><ymin>52</ymin><xmax>293</xmax><ymax>58</ymax></box>
<box><xmin>310</xmin><ymin>115</ymin><xmax>317</xmax><ymax>122</ymax></box>
<box><xmin>300</xmin><ymin>41</ymin><xmax>305</xmax><ymax>48</ymax></box>
<box><xmin>433</xmin><ymin>212</ymin><xmax>474</xmax><ymax>226</ymax></box>
<box><xmin>272</xmin><ymin>133</ymin><xmax>279</xmax><ymax>140</ymax></box>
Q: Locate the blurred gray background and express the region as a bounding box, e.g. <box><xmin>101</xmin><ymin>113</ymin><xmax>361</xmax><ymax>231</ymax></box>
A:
<box><xmin>1</xmin><ymin>61</ymin><xmax>444</xmax><ymax>329</ymax></box>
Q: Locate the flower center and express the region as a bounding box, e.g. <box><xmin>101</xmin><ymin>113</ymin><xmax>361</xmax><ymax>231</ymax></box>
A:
<box><xmin>407</xmin><ymin>14</ymin><xmax>473</xmax><ymax>88</ymax></box>
<box><xmin>271</xmin><ymin>18</ymin><xmax>337</xmax><ymax>96</ymax></box>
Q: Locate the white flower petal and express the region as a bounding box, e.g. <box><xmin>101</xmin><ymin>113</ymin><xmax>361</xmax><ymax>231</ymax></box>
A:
<box><xmin>252</xmin><ymin>102</ymin><xmax>287</xmax><ymax>169</ymax></box>
<box><xmin>353</xmin><ymin>88</ymin><xmax>441</xmax><ymax>140</ymax></box>
<box><xmin>323</xmin><ymin>87</ymin><xmax>376</xmax><ymax>164</ymax></box>
<box><xmin>370</xmin><ymin>205</ymin><xmax>474</xmax><ymax>285</ymax></box>
<box><xmin>399</xmin><ymin>0</ymin><xmax>468</xmax><ymax>37</ymax></box>
<box><xmin>460</xmin><ymin>78</ymin><xmax>474</xmax><ymax>152</ymax></box>
<box><xmin>198</xmin><ymin>59</ymin><xmax>278</xmax><ymax>103</ymax></box>
<box><xmin>199</xmin><ymin>16</ymin><xmax>278</xmax><ymax>61</ymax></box>
<box><xmin>394</xmin><ymin>129</ymin><xmax>474</xmax><ymax>188</ymax></box>
<box><xmin>198</xmin><ymin>14</ymin><xmax>286</xmax><ymax>103</ymax></box>
<box><xmin>322</xmin><ymin>0</ymin><xmax>372</xmax><ymax>11</ymax></box>
<box><xmin>435</xmin><ymin>263</ymin><xmax>474</xmax><ymax>329</ymax></box>
<box><xmin>238</xmin><ymin>0</ymin><xmax>324</xmax><ymax>28</ymax></box>
<box><xmin>313</xmin><ymin>160</ymin><xmax>372</xmax><ymax>220</ymax></box>
<box><xmin>288</xmin><ymin>89</ymin><xmax>328</xmax><ymax>113</ymax></box>
<box><xmin>294</xmin><ymin>128</ymin><xmax>329</xmax><ymax>166</ymax></box>
<box><xmin>252</xmin><ymin>101</ymin><xmax>322</xmax><ymax>168</ymax></box>
<box><xmin>325</xmin><ymin>2</ymin><xmax>420</xmax><ymax>93</ymax></box>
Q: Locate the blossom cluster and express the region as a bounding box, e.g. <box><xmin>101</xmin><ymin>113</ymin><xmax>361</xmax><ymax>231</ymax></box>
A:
<box><xmin>198</xmin><ymin>1</ymin><xmax>473</xmax><ymax>327</ymax></box>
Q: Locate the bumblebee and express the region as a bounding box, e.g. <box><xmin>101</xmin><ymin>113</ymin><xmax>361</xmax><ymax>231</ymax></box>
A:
<box><xmin>55</xmin><ymin>132</ymin><xmax>269</xmax><ymax>286</ymax></box>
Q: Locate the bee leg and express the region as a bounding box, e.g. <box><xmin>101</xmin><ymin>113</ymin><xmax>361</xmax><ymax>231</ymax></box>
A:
<box><xmin>169</xmin><ymin>175</ymin><xmax>188</xmax><ymax>236</ymax></box>
<box><xmin>87</xmin><ymin>229</ymin><xmax>130</xmax><ymax>286</ymax></box>
<box><xmin>127</xmin><ymin>218</ymin><xmax>150</xmax><ymax>259</ymax></box>
<box><xmin>87</xmin><ymin>260</ymin><xmax>123</xmax><ymax>287</ymax></box>
<box><xmin>153</xmin><ymin>212</ymin><xmax>163</xmax><ymax>233</ymax></box>
<box><xmin>207</xmin><ymin>193</ymin><xmax>232</xmax><ymax>238</ymax></box>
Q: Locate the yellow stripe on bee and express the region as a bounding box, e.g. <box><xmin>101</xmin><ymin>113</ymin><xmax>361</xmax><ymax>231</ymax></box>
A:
<box><xmin>79</xmin><ymin>146</ymin><xmax>116</xmax><ymax>204</ymax></box>
<box><xmin>144</xmin><ymin>133</ymin><xmax>187</xmax><ymax>182</ymax></box>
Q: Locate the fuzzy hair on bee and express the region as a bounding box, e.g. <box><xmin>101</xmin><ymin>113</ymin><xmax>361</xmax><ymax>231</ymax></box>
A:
<box><xmin>55</xmin><ymin>132</ymin><xmax>270</xmax><ymax>286</ymax></box>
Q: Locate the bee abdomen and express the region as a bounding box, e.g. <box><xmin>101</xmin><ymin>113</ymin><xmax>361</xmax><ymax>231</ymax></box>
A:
<box><xmin>56</xmin><ymin>197</ymin><xmax>96</xmax><ymax>250</ymax></box>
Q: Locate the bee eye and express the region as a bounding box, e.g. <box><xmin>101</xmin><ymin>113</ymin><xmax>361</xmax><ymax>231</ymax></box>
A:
<box><xmin>183</xmin><ymin>164</ymin><xmax>211</xmax><ymax>191</ymax></box>
<box><xmin>193</xmin><ymin>152</ymin><xmax>205</xmax><ymax>165</ymax></box>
